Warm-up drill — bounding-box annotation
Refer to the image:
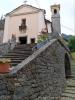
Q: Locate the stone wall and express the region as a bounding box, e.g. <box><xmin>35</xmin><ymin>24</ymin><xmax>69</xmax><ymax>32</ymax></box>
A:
<box><xmin>0</xmin><ymin>39</ymin><xmax>70</xmax><ymax>100</ymax></box>
<box><xmin>0</xmin><ymin>37</ymin><xmax>16</xmax><ymax>56</ymax></box>
<box><xmin>0</xmin><ymin>30</ymin><xmax>4</xmax><ymax>43</ymax></box>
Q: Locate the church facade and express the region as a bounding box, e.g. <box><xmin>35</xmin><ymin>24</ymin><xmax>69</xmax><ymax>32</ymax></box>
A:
<box><xmin>3</xmin><ymin>4</ymin><xmax>52</xmax><ymax>44</ymax></box>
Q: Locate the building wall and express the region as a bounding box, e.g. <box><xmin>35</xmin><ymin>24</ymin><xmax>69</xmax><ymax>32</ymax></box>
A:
<box><xmin>0</xmin><ymin>40</ymin><xmax>70</xmax><ymax>100</ymax></box>
<box><xmin>3</xmin><ymin>6</ymin><xmax>46</xmax><ymax>43</ymax></box>
<box><xmin>3</xmin><ymin>16</ymin><xmax>10</xmax><ymax>43</ymax></box>
<box><xmin>38</xmin><ymin>12</ymin><xmax>46</xmax><ymax>35</ymax></box>
<box><xmin>47</xmin><ymin>23</ymin><xmax>51</xmax><ymax>33</ymax></box>
<box><xmin>0</xmin><ymin>30</ymin><xmax>4</xmax><ymax>43</ymax></box>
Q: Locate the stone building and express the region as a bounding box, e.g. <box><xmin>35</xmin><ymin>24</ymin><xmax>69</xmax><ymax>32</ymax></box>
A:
<box><xmin>0</xmin><ymin>4</ymin><xmax>71</xmax><ymax>100</ymax></box>
<box><xmin>0</xmin><ymin>19</ymin><xmax>5</xmax><ymax>43</ymax></box>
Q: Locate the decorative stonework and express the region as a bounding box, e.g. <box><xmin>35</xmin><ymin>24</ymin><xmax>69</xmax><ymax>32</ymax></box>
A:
<box><xmin>0</xmin><ymin>39</ymin><xmax>71</xmax><ymax>100</ymax></box>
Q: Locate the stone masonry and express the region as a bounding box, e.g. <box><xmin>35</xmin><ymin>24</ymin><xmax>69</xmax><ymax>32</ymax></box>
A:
<box><xmin>0</xmin><ymin>39</ymin><xmax>70</xmax><ymax>100</ymax></box>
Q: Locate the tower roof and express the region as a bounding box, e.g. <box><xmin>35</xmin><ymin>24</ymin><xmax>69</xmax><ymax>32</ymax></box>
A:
<box><xmin>51</xmin><ymin>4</ymin><xmax>60</xmax><ymax>11</ymax></box>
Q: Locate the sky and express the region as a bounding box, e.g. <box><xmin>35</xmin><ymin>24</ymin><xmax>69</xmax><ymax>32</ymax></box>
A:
<box><xmin>0</xmin><ymin>0</ymin><xmax>75</xmax><ymax>35</ymax></box>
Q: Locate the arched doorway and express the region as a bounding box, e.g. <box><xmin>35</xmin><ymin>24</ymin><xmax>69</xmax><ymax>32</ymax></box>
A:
<box><xmin>65</xmin><ymin>53</ymin><xmax>71</xmax><ymax>78</ymax></box>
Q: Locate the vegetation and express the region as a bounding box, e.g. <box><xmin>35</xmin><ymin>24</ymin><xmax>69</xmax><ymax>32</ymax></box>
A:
<box><xmin>38</xmin><ymin>34</ymin><xmax>48</xmax><ymax>43</ymax></box>
<box><xmin>68</xmin><ymin>36</ymin><xmax>75</xmax><ymax>52</ymax></box>
<box><xmin>62</xmin><ymin>34</ymin><xmax>75</xmax><ymax>52</ymax></box>
<box><xmin>0</xmin><ymin>58</ymin><xmax>11</xmax><ymax>63</ymax></box>
<box><xmin>71</xmin><ymin>52</ymin><xmax>75</xmax><ymax>60</ymax></box>
<box><xmin>71</xmin><ymin>52</ymin><xmax>75</xmax><ymax>71</ymax></box>
<box><xmin>62</xmin><ymin>33</ymin><xmax>72</xmax><ymax>42</ymax></box>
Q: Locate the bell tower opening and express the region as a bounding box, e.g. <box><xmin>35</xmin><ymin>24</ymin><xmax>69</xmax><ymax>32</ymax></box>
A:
<box><xmin>54</xmin><ymin>9</ymin><xmax>57</xmax><ymax>14</ymax></box>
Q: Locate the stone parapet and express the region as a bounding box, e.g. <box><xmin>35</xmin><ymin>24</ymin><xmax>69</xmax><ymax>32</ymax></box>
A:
<box><xmin>0</xmin><ymin>39</ymin><xmax>70</xmax><ymax>100</ymax></box>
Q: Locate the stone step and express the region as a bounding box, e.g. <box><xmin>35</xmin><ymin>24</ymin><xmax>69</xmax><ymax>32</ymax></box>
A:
<box><xmin>5</xmin><ymin>53</ymin><xmax>32</xmax><ymax>56</ymax></box>
<box><xmin>66</xmin><ymin>87</ymin><xmax>75</xmax><ymax>91</ymax></box>
<box><xmin>8</xmin><ymin>50</ymin><xmax>32</xmax><ymax>54</ymax></box>
<box><xmin>11</xmin><ymin>58</ymin><xmax>24</xmax><ymax>60</ymax></box>
<box><xmin>3</xmin><ymin>54</ymin><xmax>30</xmax><ymax>57</ymax></box>
<box><xmin>14</xmin><ymin>46</ymin><xmax>32</xmax><ymax>48</ymax></box>
<box><xmin>65</xmin><ymin>90</ymin><xmax>75</xmax><ymax>94</ymax></box>
<box><xmin>61</xmin><ymin>92</ymin><xmax>75</xmax><ymax>98</ymax></box>
<box><xmin>15</xmin><ymin>44</ymin><xmax>35</xmax><ymax>47</ymax></box>
<box><xmin>0</xmin><ymin>44</ymin><xmax>35</xmax><ymax>66</ymax></box>
<box><xmin>1</xmin><ymin>54</ymin><xmax>30</xmax><ymax>57</ymax></box>
<box><xmin>67</xmin><ymin>80</ymin><xmax>75</xmax><ymax>87</ymax></box>
<box><xmin>11</xmin><ymin>62</ymin><xmax>23</xmax><ymax>66</ymax></box>
<box><xmin>11</xmin><ymin>63</ymin><xmax>18</xmax><ymax>66</ymax></box>
<box><xmin>11</xmin><ymin>60</ymin><xmax>22</xmax><ymax>62</ymax></box>
<box><xmin>11</xmin><ymin>49</ymin><xmax>32</xmax><ymax>52</ymax></box>
<box><xmin>14</xmin><ymin>45</ymin><xmax>33</xmax><ymax>48</ymax></box>
<box><xmin>13</xmin><ymin>49</ymin><xmax>32</xmax><ymax>51</ymax></box>
<box><xmin>61</xmin><ymin>97</ymin><xmax>75</xmax><ymax>100</ymax></box>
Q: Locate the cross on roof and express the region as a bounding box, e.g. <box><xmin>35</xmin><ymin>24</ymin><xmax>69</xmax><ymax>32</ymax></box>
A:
<box><xmin>24</xmin><ymin>0</ymin><xmax>27</xmax><ymax>4</ymax></box>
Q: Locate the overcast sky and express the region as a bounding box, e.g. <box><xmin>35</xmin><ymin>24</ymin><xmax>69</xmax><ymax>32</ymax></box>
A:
<box><xmin>0</xmin><ymin>0</ymin><xmax>75</xmax><ymax>35</ymax></box>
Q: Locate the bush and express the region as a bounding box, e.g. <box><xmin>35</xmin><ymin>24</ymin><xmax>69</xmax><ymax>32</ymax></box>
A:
<box><xmin>68</xmin><ymin>36</ymin><xmax>75</xmax><ymax>52</ymax></box>
<box><xmin>38</xmin><ymin>34</ymin><xmax>48</xmax><ymax>43</ymax></box>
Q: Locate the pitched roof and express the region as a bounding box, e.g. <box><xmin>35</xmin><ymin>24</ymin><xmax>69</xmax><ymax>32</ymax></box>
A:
<box><xmin>6</xmin><ymin>4</ymin><xmax>45</xmax><ymax>16</ymax></box>
<box><xmin>0</xmin><ymin>19</ymin><xmax>5</xmax><ymax>30</ymax></box>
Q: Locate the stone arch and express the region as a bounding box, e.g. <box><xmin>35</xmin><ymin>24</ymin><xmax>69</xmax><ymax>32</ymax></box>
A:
<box><xmin>65</xmin><ymin>53</ymin><xmax>71</xmax><ymax>78</ymax></box>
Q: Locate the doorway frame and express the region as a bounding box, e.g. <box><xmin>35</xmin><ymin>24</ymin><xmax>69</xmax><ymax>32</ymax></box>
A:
<box><xmin>19</xmin><ymin>36</ymin><xmax>27</xmax><ymax>44</ymax></box>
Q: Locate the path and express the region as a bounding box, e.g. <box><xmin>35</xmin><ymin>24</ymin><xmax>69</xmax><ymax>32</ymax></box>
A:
<box><xmin>61</xmin><ymin>59</ymin><xmax>75</xmax><ymax>100</ymax></box>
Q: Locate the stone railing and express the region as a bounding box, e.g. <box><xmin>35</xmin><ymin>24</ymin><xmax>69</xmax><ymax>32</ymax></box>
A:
<box><xmin>32</xmin><ymin>39</ymin><xmax>50</xmax><ymax>51</ymax></box>
<box><xmin>32</xmin><ymin>32</ymin><xmax>61</xmax><ymax>51</ymax></box>
<box><xmin>32</xmin><ymin>33</ymin><xmax>53</xmax><ymax>51</ymax></box>
<box><xmin>10</xmin><ymin>39</ymin><xmax>57</xmax><ymax>74</ymax></box>
<box><xmin>0</xmin><ymin>42</ymin><xmax>10</xmax><ymax>56</ymax></box>
<box><xmin>0</xmin><ymin>38</ymin><xmax>16</xmax><ymax>56</ymax></box>
<box><xmin>0</xmin><ymin>38</ymin><xmax>70</xmax><ymax>100</ymax></box>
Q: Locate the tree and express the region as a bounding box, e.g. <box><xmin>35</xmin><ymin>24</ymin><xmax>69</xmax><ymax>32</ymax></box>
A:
<box><xmin>68</xmin><ymin>36</ymin><xmax>75</xmax><ymax>52</ymax></box>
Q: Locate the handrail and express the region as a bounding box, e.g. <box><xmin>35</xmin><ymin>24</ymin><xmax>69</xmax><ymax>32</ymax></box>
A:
<box><xmin>32</xmin><ymin>39</ymin><xmax>50</xmax><ymax>51</ymax></box>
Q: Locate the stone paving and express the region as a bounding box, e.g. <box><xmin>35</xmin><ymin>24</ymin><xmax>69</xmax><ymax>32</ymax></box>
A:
<box><xmin>61</xmin><ymin>59</ymin><xmax>75</xmax><ymax>100</ymax></box>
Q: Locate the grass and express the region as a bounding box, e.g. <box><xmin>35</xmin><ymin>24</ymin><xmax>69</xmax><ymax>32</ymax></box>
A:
<box><xmin>71</xmin><ymin>52</ymin><xmax>75</xmax><ymax>76</ymax></box>
<box><xmin>71</xmin><ymin>52</ymin><xmax>75</xmax><ymax>60</ymax></box>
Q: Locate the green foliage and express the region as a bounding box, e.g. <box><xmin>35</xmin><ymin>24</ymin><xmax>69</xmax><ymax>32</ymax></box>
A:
<box><xmin>68</xmin><ymin>36</ymin><xmax>75</xmax><ymax>52</ymax></box>
<box><xmin>38</xmin><ymin>34</ymin><xmax>48</xmax><ymax>43</ymax></box>
<box><xmin>71</xmin><ymin>52</ymin><xmax>75</xmax><ymax>60</ymax></box>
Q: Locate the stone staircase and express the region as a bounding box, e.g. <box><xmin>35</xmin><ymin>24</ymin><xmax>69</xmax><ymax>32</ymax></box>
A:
<box><xmin>0</xmin><ymin>44</ymin><xmax>35</xmax><ymax>67</ymax></box>
<box><xmin>61</xmin><ymin>78</ymin><xmax>75</xmax><ymax>100</ymax></box>
<box><xmin>61</xmin><ymin>59</ymin><xmax>75</xmax><ymax>100</ymax></box>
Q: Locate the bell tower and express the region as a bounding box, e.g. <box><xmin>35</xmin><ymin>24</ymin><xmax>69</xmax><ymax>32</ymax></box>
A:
<box><xmin>51</xmin><ymin>4</ymin><xmax>61</xmax><ymax>34</ymax></box>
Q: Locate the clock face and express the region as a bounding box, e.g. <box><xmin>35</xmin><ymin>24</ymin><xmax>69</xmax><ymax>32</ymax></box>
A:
<box><xmin>54</xmin><ymin>9</ymin><xmax>57</xmax><ymax>14</ymax></box>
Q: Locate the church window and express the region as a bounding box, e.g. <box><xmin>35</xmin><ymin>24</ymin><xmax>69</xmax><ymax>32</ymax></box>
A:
<box><xmin>21</xmin><ymin>19</ymin><xmax>26</xmax><ymax>26</ymax></box>
<box><xmin>19</xmin><ymin>18</ymin><xmax>27</xmax><ymax>31</ymax></box>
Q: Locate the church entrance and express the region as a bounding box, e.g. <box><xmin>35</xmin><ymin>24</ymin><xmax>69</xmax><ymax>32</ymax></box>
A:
<box><xmin>19</xmin><ymin>36</ymin><xmax>27</xmax><ymax>44</ymax></box>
